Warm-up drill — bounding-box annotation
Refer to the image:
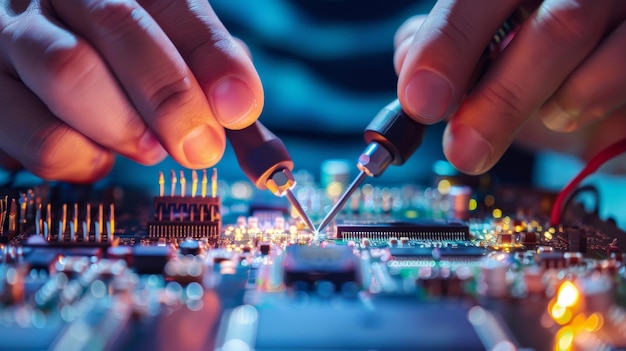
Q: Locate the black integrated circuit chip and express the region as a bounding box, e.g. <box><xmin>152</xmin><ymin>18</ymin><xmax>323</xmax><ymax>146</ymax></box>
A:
<box><xmin>336</xmin><ymin>219</ymin><xmax>470</xmax><ymax>241</ymax></box>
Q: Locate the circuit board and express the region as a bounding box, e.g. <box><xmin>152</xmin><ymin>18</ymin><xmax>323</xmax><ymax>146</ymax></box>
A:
<box><xmin>1</xmin><ymin>169</ymin><xmax>626</xmax><ymax>351</ymax></box>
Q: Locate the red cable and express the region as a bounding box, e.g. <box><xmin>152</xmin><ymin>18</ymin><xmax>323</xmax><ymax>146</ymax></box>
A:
<box><xmin>550</xmin><ymin>138</ymin><xmax>626</xmax><ymax>226</ymax></box>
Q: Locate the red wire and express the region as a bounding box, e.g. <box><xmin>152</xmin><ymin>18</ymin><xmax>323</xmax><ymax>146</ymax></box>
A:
<box><xmin>550</xmin><ymin>137</ymin><xmax>626</xmax><ymax>226</ymax></box>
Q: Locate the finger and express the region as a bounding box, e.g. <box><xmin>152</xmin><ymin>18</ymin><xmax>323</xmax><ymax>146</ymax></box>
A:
<box><xmin>443</xmin><ymin>0</ymin><xmax>614</xmax><ymax>175</ymax></box>
<box><xmin>0</xmin><ymin>73</ymin><xmax>114</xmax><ymax>182</ymax></box>
<box><xmin>540</xmin><ymin>19</ymin><xmax>626</xmax><ymax>132</ymax></box>
<box><xmin>2</xmin><ymin>8</ymin><xmax>167</xmax><ymax>166</ymax></box>
<box><xmin>232</xmin><ymin>37</ymin><xmax>252</xmax><ymax>59</ymax></box>
<box><xmin>394</xmin><ymin>38</ymin><xmax>411</xmax><ymax>76</ymax></box>
<box><xmin>393</xmin><ymin>15</ymin><xmax>427</xmax><ymax>75</ymax></box>
<box><xmin>138</xmin><ymin>0</ymin><xmax>263</xmax><ymax>130</ymax></box>
<box><xmin>0</xmin><ymin>150</ymin><xmax>23</xmax><ymax>173</ymax></box>
<box><xmin>397</xmin><ymin>0</ymin><xmax>520</xmax><ymax>123</ymax></box>
<box><xmin>51</xmin><ymin>0</ymin><xmax>225</xmax><ymax>168</ymax></box>
<box><xmin>394</xmin><ymin>15</ymin><xmax>427</xmax><ymax>48</ymax></box>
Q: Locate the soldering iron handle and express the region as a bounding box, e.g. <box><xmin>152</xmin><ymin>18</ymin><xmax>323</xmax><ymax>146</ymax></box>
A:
<box><xmin>363</xmin><ymin>99</ymin><xmax>427</xmax><ymax>166</ymax></box>
<box><xmin>226</xmin><ymin>121</ymin><xmax>294</xmax><ymax>190</ymax></box>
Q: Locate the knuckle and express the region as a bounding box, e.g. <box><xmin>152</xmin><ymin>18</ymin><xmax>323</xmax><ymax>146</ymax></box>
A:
<box><xmin>39</xmin><ymin>41</ymin><xmax>97</xmax><ymax>109</ymax></box>
<box><xmin>480</xmin><ymin>79</ymin><xmax>528</xmax><ymax>125</ymax></box>
<box><xmin>148</xmin><ymin>75</ymin><xmax>195</xmax><ymax>119</ymax></box>
<box><xmin>23</xmin><ymin>125</ymin><xmax>112</xmax><ymax>182</ymax></box>
<box><xmin>24</xmin><ymin>125</ymin><xmax>77</xmax><ymax>178</ymax></box>
<box><xmin>137</xmin><ymin>0</ymin><xmax>176</xmax><ymax>19</ymax></box>
<box><xmin>581</xmin><ymin>104</ymin><xmax>612</xmax><ymax>124</ymax></box>
<box><xmin>433</xmin><ymin>7</ymin><xmax>475</xmax><ymax>58</ymax></box>
<box><xmin>536</xmin><ymin>1</ymin><xmax>593</xmax><ymax>43</ymax></box>
<box><xmin>86</xmin><ymin>0</ymin><xmax>141</xmax><ymax>35</ymax></box>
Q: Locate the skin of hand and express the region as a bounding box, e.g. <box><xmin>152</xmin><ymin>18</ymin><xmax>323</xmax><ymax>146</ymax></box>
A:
<box><xmin>0</xmin><ymin>0</ymin><xmax>263</xmax><ymax>182</ymax></box>
<box><xmin>394</xmin><ymin>0</ymin><xmax>626</xmax><ymax>175</ymax></box>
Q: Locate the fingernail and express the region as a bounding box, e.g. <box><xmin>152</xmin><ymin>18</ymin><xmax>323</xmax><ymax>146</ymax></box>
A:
<box><xmin>443</xmin><ymin>125</ymin><xmax>492</xmax><ymax>175</ymax></box>
<box><xmin>138</xmin><ymin>130</ymin><xmax>168</xmax><ymax>162</ymax></box>
<box><xmin>182</xmin><ymin>125</ymin><xmax>223</xmax><ymax>166</ymax></box>
<box><xmin>542</xmin><ymin>101</ymin><xmax>576</xmax><ymax>132</ymax></box>
<box><xmin>404</xmin><ymin>69</ymin><xmax>452</xmax><ymax>121</ymax></box>
<box><xmin>211</xmin><ymin>76</ymin><xmax>256</xmax><ymax>125</ymax></box>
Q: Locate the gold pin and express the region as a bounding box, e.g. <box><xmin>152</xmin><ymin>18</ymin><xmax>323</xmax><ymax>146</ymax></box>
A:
<box><xmin>8</xmin><ymin>198</ymin><xmax>16</xmax><ymax>232</ymax></box>
<box><xmin>159</xmin><ymin>171</ymin><xmax>165</xmax><ymax>197</ymax></box>
<box><xmin>109</xmin><ymin>204</ymin><xmax>115</xmax><ymax>239</ymax></box>
<box><xmin>85</xmin><ymin>203</ymin><xmax>91</xmax><ymax>237</ymax></box>
<box><xmin>191</xmin><ymin>170</ymin><xmax>198</xmax><ymax>198</ymax></box>
<box><xmin>61</xmin><ymin>203</ymin><xmax>67</xmax><ymax>236</ymax></box>
<box><xmin>180</xmin><ymin>170</ymin><xmax>187</xmax><ymax>197</ymax></box>
<box><xmin>98</xmin><ymin>204</ymin><xmax>104</xmax><ymax>237</ymax></box>
<box><xmin>211</xmin><ymin>168</ymin><xmax>218</xmax><ymax>198</ymax></box>
<box><xmin>201</xmin><ymin>169</ymin><xmax>208</xmax><ymax>198</ymax></box>
<box><xmin>73</xmin><ymin>203</ymin><xmax>79</xmax><ymax>234</ymax></box>
<box><xmin>170</xmin><ymin>170</ymin><xmax>177</xmax><ymax>196</ymax></box>
<box><xmin>46</xmin><ymin>203</ymin><xmax>52</xmax><ymax>236</ymax></box>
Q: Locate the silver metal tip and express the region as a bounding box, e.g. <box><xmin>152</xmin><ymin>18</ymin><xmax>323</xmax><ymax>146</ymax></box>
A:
<box><xmin>317</xmin><ymin>171</ymin><xmax>367</xmax><ymax>233</ymax></box>
<box><xmin>285</xmin><ymin>189</ymin><xmax>316</xmax><ymax>232</ymax></box>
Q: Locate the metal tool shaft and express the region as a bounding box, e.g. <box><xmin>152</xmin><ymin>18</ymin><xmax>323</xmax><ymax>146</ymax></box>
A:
<box><xmin>286</xmin><ymin>189</ymin><xmax>316</xmax><ymax>232</ymax></box>
<box><xmin>316</xmin><ymin>170</ymin><xmax>367</xmax><ymax>233</ymax></box>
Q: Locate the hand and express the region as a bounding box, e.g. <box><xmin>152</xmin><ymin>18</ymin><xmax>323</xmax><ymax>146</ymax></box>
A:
<box><xmin>394</xmin><ymin>0</ymin><xmax>626</xmax><ymax>175</ymax></box>
<box><xmin>0</xmin><ymin>0</ymin><xmax>263</xmax><ymax>182</ymax></box>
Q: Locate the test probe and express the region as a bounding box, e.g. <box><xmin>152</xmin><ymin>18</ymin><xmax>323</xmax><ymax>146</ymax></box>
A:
<box><xmin>316</xmin><ymin>100</ymin><xmax>425</xmax><ymax>233</ymax></box>
<box><xmin>226</xmin><ymin>121</ymin><xmax>316</xmax><ymax>232</ymax></box>
<box><xmin>317</xmin><ymin>11</ymin><xmax>525</xmax><ymax>233</ymax></box>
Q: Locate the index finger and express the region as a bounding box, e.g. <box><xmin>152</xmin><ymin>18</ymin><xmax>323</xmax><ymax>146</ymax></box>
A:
<box><xmin>139</xmin><ymin>0</ymin><xmax>264</xmax><ymax>130</ymax></box>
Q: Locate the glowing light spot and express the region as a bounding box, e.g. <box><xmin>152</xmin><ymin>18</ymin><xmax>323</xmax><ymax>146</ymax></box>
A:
<box><xmin>6</xmin><ymin>268</ymin><xmax>17</xmax><ymax>285</ymax></box>
<box><xmin>437</xmin><ymin>179</ymin><xmax>451</xmax><ymax>195</ymax></box>
<box><xmin>544</xmin><ymin>231</ymin><xmax>553</xmax><ymax>241</ymax></box>
<box><xmin>361</xmin><ymin>184</ymin><xmax>373</xmax><ymax>196</ymax></box>
<box><xmin>405</xmin><ymin>210</ymin><xmax>418</xmax><ymax>218</ymax></box>
<box><xmin>90</xmin><ymin>280</ymin><xmax>106</xmax><ymax>298</ymax></box>
<box><xmin>553</xmin><ymin>307</ymin><xmax>573</xmax><ymax>325</ymax></box>
<box><xmin>555</xmin><ymin>326</ymin><xmax>574</xmax><ymax>351</ymax></box>
<box><xmin>468</xmin><ymin>199</ymin><xmax>477</xmax><ymax>211</ymax></box>
<box><xmin>556</xmin><ymin>282</ymin><xmax>579</xmax><ymax>308</ymax></box>
<box><xmin>484</xmin><ymin>195</ymin><xmax>495</xmax><ymax>207</ymax></box>
<box><xmin>186</xmin><ymin>282</ymin><xmax>204</xmax><ymax>300</ymax></box>
<box><xmin>326</xmin><ymin>181</ymin><xmax>344</xmax><ymax>199</ymax></box>
<box><xmin>231</xmin><ymin>181</ymin><xmax>253</xmax><ymax>200</ymax></box>
<box><xmin>492</xmin><ymin>208</ymin><xmax>502</xmax><ymax>219</ymax></box>
<box><xmin>584</xmin><ymin>313</ymin><xmax>603</xmax><ymax>332</ymax></box>
<box><xmin>551</xmin><ymin>303</ymin><xmax>567</xmax><ymax>319</ymax></box>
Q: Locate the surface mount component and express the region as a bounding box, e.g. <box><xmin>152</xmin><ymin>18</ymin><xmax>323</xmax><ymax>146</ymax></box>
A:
<box><xmin>336</xmin><ymin>219</ymin><xmax>470</xmax><ymax>242</ymax></box>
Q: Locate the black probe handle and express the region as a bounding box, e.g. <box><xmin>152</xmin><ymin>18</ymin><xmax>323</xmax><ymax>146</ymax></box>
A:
<box><xmin>363</xmin><ymin>11</ymin><xmax>525</xmax><ymax>168</ymax></box>
<box><xmin>226</xmin><ymin>121</ymin><xmax>294</xmax><ymax>190</ymax></box>
<box><xmin>363</xmin><ymin>99</ymin><xmax>427</xmax><ymax>166</ymax></box>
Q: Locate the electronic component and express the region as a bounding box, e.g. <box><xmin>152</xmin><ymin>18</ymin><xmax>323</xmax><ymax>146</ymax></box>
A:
<box><xmin>147</xmin><ymin>170</ymin><xmax>221</xmax><ymax>242</ymax></box>
<box><xmin>0</xmin><ymin>166</ymin><xmax>624</xmax><ymax>351</ymax></box>
<box><xmin>283</xmin><ymin>244</ymin><xmax>358</xmax><ymax>290</ymax></box>
<box><xmin>336</xmin><ymin>219</ymin><xmax>470</xmax><ymax>242</ymax></box>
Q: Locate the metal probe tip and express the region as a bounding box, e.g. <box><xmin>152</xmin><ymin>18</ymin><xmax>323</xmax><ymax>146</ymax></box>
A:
<box><xmin>316</xmin><ymin>170</ymin><xmax>367</xmax><ymax>233</ymax></box>
<box><xmin>285</xmin><ymin>189</ymin><xmax>316</xmax><ymax>233</ymax></box>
